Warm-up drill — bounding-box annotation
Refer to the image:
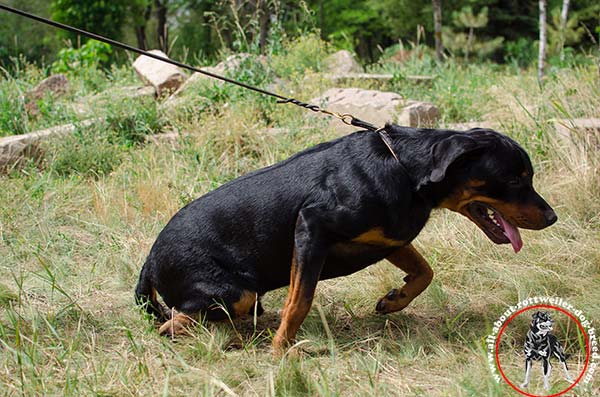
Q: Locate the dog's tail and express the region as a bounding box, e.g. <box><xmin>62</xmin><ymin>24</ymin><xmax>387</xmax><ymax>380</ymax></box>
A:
<box><xmin>134</xmin><ymin>259</ymin><xmax>170</xmax><ymax>321</ymax></box>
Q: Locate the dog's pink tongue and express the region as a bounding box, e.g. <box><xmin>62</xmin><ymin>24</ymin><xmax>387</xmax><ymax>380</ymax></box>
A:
<box><xmin>498</xmin><ymin>215</ymin><xmax>523</xmax><ymax>253</ymax></box>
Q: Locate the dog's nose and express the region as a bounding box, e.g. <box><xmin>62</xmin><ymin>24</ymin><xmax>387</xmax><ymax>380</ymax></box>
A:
<box><xmin>544</xmin><ymin>209</ymin><xmax>557</xmax><ymax>226</ymax></box>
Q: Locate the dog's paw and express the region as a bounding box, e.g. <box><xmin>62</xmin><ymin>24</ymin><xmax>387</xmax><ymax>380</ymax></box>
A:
<box><xmin>519</xmin><ymin>382</ymin><xmax>528</xmax><ymax>389</ymax></box>
<box><xmin>375</xmin><ymin>288</ymin><xmax>410</xmax><ymax>314</ymax></box>
<box><xmin>158</xmin><ymin>315</ymin><xmax>194</xmax><ymax>338</ymax></box>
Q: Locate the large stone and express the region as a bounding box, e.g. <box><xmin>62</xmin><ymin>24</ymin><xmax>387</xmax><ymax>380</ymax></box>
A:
<box><xmin>397</xmin><ymin>100</ymin><xmax>441</xmax><ymax>127</ymax></box>
<box><xmin>552</xmin><ymin>118</ymin><xmax>600</xmax><ymax>150</ymax></box>
<box><xmin>0</xmin><ymin>120</ymin><xmax>94</xmax><ymax>171</ymax></box>
<box><xmin>324</xmin><ymin>50</ymin><xmax>363</xmax><ymax>74</ymax></box>
<box><xmin>325</xmin><ymin>73</ymin><xmax>436</xmax><ymax>84</ymax></box>
<box><xmin>25</xmin><ymin>74</ymin><xmax>70</xmax><ymax>116</ymax></box>
<box><xmin>133</xmin><ymin>50</ymin><xmax>186</xmax><ymax>97</ymax></box>
<box><xmin>311</xmin><ymin>88</ymin><xmax>440</xmax><ymax>133</ymax></box>
<box><xmin>26</xmin><ymin>74</ymin><xmax>69</xmax><ymax>101</ymax></box>
<box><xmin>171</xmin><ymin>53</ymin><xmax>252</xmax><ymax>97</ymax></box>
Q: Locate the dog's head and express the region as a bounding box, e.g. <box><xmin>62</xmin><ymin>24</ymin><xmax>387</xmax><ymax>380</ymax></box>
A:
<box><xmin>425</xmin><ymin>128</ymin><xmax>556</xmax><ymax>253</ymax></box>
<box><xmin>530</xmin><ymin>311</ymin><xmax>553</xmax><ymax>335</ymax></box>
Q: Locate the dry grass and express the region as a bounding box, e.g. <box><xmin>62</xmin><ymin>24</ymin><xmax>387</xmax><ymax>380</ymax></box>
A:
<box><xmin>0</xmin><ymin>53</ymin><xmax>599</xmax><ymax>396</ymax></box>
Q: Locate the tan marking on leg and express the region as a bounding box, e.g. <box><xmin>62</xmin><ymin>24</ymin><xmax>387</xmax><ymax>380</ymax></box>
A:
<box><xmin>158</xmin><ymin>311</ymin><xmax>198</xmax><ymax>337</ymax></box>
<box><xmin>273</xmin><ymin>255</ymin><xmax>313</xmax><ymax>355</ymax></box>
<box><xmin>232</xmin><ymin>290</ymin><xmax>258</xmax><ymax>317</ymax></box>
<box><xmin>376</xmin><ymin>244</ymin><xmax>433</xmax><ymax>313</ymax></box>
<box><xmin>351</xmin><ymin>227</ymin><xmax>404</xmax><ymax>246</ymax></box>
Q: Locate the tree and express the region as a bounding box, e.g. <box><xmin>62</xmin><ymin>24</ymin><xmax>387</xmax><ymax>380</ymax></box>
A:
<box><xmin>432</xmin><ymin>0</ymin><xmax>443</xmax><ymax>62</ymax></box>
<box><xmin>155</xmin><ymin>0</ymin><xmax>169</xmax><ymax>53</ymax></box>
<box><xmin>538</xmin><ymin>0</ymin><xmax>547</xmax><ymax>82</ymax></box>
<box><xmin>0</xmin><ymin>0</ymin><xmax>61</xmax><ymax>67</ymax></box>
<box><xmin>444</xmin><ymin>6</ymin><xmax>504</xmax><ymax>61</ymax></box>
<box><xmin>130</xmin><ymin>0</ymin><xmax>152</xmax><ymax>50</ymax></box>
<box><xmin>559</xmin><ymin>0</ymin><xmax>570</xmax><ymax>61</ymax></box>
<box><xmin>51</xmin><ymin>0</ymin><xmax>128</xmax><ymax>41</ymax></box>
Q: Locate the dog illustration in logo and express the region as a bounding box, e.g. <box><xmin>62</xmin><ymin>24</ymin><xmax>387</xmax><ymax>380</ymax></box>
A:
<box><xmin>520</xmin><ymin>311</ymin><xmax>573</xmax><ymax>390</ymax></box>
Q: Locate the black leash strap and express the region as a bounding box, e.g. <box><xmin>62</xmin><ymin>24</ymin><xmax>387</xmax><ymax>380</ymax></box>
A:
<box><xmin>0</xmin><ymin>3</ymin><xmax>400</xmax><ymax>161</ymax></box>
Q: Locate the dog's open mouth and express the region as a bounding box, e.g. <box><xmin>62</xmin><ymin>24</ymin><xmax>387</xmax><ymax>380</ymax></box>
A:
<box><xmin>466</xmin><ymin>202</ymin><xmax>523</xmax><ymax>253</ymax></box>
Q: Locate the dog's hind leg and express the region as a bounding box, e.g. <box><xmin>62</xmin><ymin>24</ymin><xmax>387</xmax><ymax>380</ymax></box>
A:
<box><xmin>542</xmin><ymin>359</ymin><xmax>552</xmax><ymax>390</ymax></box>
<box><xmin>375</xmin><ymin>244</ymin><xmax>433</xmax><ymax>314</ymax></box>
<box><xmin>520</xmin><ymin>359</ymin><xmax>532</xmax><ymax>389</ymax></box>
<box><xmin>272</xmin><ymin>208</ymin><xmax>327</xmax><ymax>354</ymax></box>
<box><xmin>559</xmin><ymin>360</ymin><xmax>573</xmax><ymax>382</ymax></box>
<box><xmin>552</xmin><ymin>341</ymin><xmax>574</xmax><ymax>382</ymax></box>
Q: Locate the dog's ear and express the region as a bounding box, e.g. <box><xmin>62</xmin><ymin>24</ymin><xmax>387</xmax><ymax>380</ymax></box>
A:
<box><xmin>429</xmin><ymin>134</ymin><xmax>488</xmax><ymax>183</ymax></box>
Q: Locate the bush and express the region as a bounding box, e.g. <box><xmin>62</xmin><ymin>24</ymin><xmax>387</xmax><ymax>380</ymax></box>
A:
<box><xmin>0</xmin><ymin>78</ymin><xmax>27</xmax><ymax>136</ymax></box>
<box><xmin>51</xmin><ymin>40</ymin><xmax>113</xmax><ymax>74</ymax></box>
<box><xmin>504</xmin><ymin>38</ymin><xmax>536</xmax><ymax>68</ymax></box>
<box><xmin>270</xmin><ymin>33</ymin><xmax>331</xmax><ymax>78</ymax></box>
<box><xmin>47</xmin><ymin>122</ymin><xmax>124</xmax><ymax>177</ymax></box>
<box><xmin>105</xmin><ymin>97</ymin><xmax>166</xmax><ymax>147</ymax></box>
<box><xmin>46</xmin><ymin>97</ymin><xmax>166</xmax><ymax>177</ymax></box>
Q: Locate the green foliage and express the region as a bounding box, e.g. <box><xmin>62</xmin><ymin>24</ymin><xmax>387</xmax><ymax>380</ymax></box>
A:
<box><xmin>547</xmin><ymin>7</ymin><xmax>586</xmax><ymax>56</ymax></box>
<box><xmin>47</xmin><ymin>122</ymin><xmax>124</xmax><ymax>177</ymax></box>
<box><xmin>50</xmin><ymin>0</ymin><xmax>127</xmax><ymax>42</ymax></box>
<box><xmin>51</xmin><ymin>40</ymin><xmax>112</xmax><ymax>74</ymax></box>
<box><xmin>105</xmin><ymin>98</ymin><xmax>166</xmax><ymax>147</ymax></box>
<box><xmin>46</xmin><ymin>96</ymin><xmax>166</xmax><ymax>177</ymax></box>
<box><xmin>271</xmin><ymin>33</ymin><xmax>331</xmax><ymax>78</ymax></box>
<box><xmin>505</xmin><ymin>38</ymin><xmax>537</xmax><ymax>68</ymax></box>
<box><xmin>0</xmin><ymin>0</ymin><xmax>61</xmax><ymax>68</ymax></box>
<box><xmin>443</xmin><ymin>6</ymin><xmax>504</xmax><ymax>61</ymax></box>
<box><xmin>0</xmin><ymin>75</ymin><xmax>27</xmax><ymax>136</ymax></box>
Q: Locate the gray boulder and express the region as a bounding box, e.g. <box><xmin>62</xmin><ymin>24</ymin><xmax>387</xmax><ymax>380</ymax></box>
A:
<box><xmin>324</xmin><ymin>50</ymin><xmax>363</xmax><ymax>74</ymax></box>
<box><xmin>133</xmin><ymin>50</ymin><xmax>186</xmax><ymax>97</ymax></box>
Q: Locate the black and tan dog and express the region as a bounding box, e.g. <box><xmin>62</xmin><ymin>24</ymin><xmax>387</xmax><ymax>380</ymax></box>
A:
<box><xmin>521</xmin><ymin>311</ymin><xmax>573</xmax><ymax>390</ymax></box>
<box><xmin>135</xmin><ymin>124</ymin><xmax>557</xmax><ymax>352</ymax></box>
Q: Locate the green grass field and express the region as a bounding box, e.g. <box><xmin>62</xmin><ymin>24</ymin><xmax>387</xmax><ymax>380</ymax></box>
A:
<box><xmin>1</xmin><ymin>41</ymin><xmax>599</xmax><ymax>396</ymax></box>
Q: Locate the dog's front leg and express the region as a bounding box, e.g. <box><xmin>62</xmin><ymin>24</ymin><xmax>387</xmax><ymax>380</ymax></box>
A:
<box><xmin>273</xmin><ymin>208</ymin><xmax>326</xmax><ymax>355</ymax></box>
<box><xmin>520</xmin><ymin>358</ymin><xmax>532</xmax><ymax>388</ymax></box>
<box><xmin>375</xmin><ymin>244</ymin><xmax>433</xmax><ymax>314</ymax></box>
<box><xmin>543</xmin><ymin>359</ymin><xmax>552</xmax><ymax>390</ymax></box>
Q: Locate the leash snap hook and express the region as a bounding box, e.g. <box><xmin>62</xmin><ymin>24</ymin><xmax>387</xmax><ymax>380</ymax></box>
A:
<box><xmin>340</xmin><ymin>114</ymin><xmax>354</xmax><ymax>126</ymax></box>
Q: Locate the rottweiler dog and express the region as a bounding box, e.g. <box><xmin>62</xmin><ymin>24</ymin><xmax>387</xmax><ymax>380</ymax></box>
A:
<box><xmin>135</xmin><ymin>124</ymin><xmax>557</xmax><ymax>352</ymax></box>
<box><xmin>521</xmin><ymin>311</ymin><xmax>573</xmax><ymax>390</ymax></box>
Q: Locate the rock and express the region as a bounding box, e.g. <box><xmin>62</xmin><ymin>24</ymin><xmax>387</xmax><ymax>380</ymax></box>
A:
<box><xmin>310</xmin><ymin>88</ymin><xmax>440</xmax><ymax>133</ymax></box>
<box><xmin>133</xmin><ymin>50</ymin><xmax>186</xmax><ymax>97</ymax></box>
<box><xmin>216</xmin><ymin>53</ymin><xmax>252</xmax><ymax>73</ymax></box>
<box><xmin>145</xmin><ymin>131</ymin><xmax>180</xmax><ymax>147</ymax></box>
<box><xmin>171</xmin><ymin>67</ymin><xmax>222</xmax><ymax>97</ymax></box>
<box><xmin>397</xmin><ymin>100</ymin><xmax>441</xmax><ymax>127</ymax></box>
<box><xmin>552</xmin><ymin>118</ymin><xmax>600</xmax><ymax>150</ymax></box>
<box><xmin>325</xmin><ymin>73</ymin><xmax>436</xmax><ymax>84</ymax></box>
<box><xmin>26</xmin><ymin>74</ymin><xmax>69</xmax><ymax>101</ymax></box>
<box><xmin>74</xmin><ymin>86</ymin><xmax>156</xmax><ymax>116</ymax></box>
<box><xmin>25</xmin><ymin>74</ymin><xmax>70</xmax><ymax>116</ymax></box>
<box><xmin>171</xmin><ymin>53</ymin><xmax>252</xmax><ymax>97</ymax></box>
<box><xmin>324</xmin><ymin>50</ymin><xmax>363</xmax><ymax>74</ymax></box>
<box><xmin>108</xmin><ymin>85</ymin><xmax>156</xmax><ymax>100</ymax></box>
<box><xmin>0</xmin><ymin>120</ymin><xmax>95</xmax><ymax>171</ymax></box>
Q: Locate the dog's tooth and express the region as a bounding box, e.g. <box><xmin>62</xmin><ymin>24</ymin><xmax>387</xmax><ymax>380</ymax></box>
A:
<box><xmin>487</xmin><ymin>208</ymin><xmax>493</xmax><ymax>215</ymax></box>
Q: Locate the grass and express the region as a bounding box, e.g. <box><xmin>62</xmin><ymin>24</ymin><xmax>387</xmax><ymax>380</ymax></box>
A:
<box><xmin>0</xmin><ymin>37</ymin><xmax>599</xmax><ymax>396</ymax></box>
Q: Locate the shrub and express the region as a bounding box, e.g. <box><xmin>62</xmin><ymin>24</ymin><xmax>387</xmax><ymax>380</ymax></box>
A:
<box><xmin>270</xmin><ymin>33</ymin><xmax>331</xmax><ymax>78</ymax></box>
<box><xmin>47</xmin><ymin>122</ymin><xmax>124</xmax><ymax>177</ymax></box>
<box><xmin>51</xmin><ymin>40</ymin><xmax>113</xmax><ymax>74</ymax></box>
